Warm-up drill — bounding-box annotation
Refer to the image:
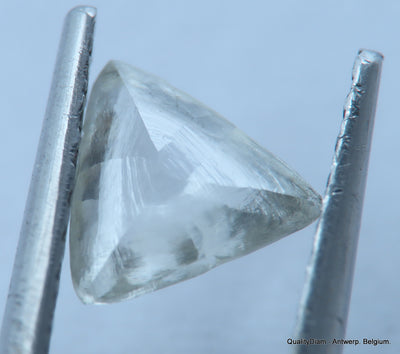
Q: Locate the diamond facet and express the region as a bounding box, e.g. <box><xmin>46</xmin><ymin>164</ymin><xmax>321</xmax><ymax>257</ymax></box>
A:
<box><xmin>70</xmin><ymin>61</ymin><xmax>321</xmax><ymax>304</ymax></box>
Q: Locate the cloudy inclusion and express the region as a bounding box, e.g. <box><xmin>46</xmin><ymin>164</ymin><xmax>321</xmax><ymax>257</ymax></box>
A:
<box><xmin>70</xmin><ymin>61</ymin><xmax>321</xmax><ymax>304</ymax></box>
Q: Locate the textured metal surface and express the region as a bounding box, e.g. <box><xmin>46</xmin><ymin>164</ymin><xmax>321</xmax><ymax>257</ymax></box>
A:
<box><xmin>0</xmin><ymin>6</ymin><xmax>96</xmax><ymax>354</ymax></box>
<box><xmin>293</xmin><ymin>49</ymin><xmax>383</xmax><ymax>354</ymax></box>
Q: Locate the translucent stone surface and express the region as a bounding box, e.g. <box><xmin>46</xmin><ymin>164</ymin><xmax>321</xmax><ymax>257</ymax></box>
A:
<box><xmin>70</xmin><ymin>61</ymin><xmax>321</xmax><ymax>304</ymax></box>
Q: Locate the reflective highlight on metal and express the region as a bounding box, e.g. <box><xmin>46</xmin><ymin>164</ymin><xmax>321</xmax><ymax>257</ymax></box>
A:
<box><xmin>0</xmin><ymin>6</ymin><xmax>96</xmax><ymax>354</ymax></box>
<box><xmin>293</xmin><ymin>50</ymin><xmax>383</xmax><ymax>354</ymax></box>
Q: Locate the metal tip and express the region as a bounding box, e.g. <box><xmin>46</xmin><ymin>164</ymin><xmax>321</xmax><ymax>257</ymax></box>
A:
<box><xmin>357</xmin><ymin>49</ymin><xmax>384</xmax><ymax>63</ymax></box>
<box><xmin>68</xmin><ymin>5</ymin><xmax>97</xmax><ymax>18</ymax></box>
<box><xmin>352</xmin><ymin>49</ymin><xmax>383</xmax><ymax>86</ymax></box>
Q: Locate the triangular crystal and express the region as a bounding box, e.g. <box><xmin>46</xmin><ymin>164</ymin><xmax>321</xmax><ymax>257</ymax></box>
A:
<box><xmin>70</xmin><ymin>61</ymin><xmax>321</xmax><ymax>304</ymax></box>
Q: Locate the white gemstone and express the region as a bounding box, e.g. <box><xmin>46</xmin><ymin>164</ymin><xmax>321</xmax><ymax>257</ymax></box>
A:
<box><xmin>70</xmin><ymin>61</ymin><xmax>321</xmax><ymax>304</ymax></box>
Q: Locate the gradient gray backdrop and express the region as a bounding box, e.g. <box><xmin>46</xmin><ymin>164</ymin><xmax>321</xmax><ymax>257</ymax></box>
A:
<box><xmin>0</xmin><ymin>1</ymin><xmax>398</xmax><ymax>353</ymax></box>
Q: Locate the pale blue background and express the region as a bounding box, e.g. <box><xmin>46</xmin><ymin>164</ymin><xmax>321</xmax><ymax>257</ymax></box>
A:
<box><xmin>0</xmin><ymin>1</ymin><xmax>398</xmax><ymax>353</ymax></box>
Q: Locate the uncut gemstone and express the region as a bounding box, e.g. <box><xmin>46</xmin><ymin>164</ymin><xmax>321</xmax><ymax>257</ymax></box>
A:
<box><xmin>70</xmin><ymin>61</ymin><xmax>321</xmax><ymax>304</ymax></box>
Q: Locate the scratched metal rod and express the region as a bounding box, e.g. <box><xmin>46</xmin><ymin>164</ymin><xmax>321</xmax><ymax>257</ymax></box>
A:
<box><xmin>293</xmin><ymin>49</ymin><xmax>383</xmax><ymax>354</ymax></box>
<box><xmin>0</xmin><ymin>6</ymin><xmax>96</xmax><ymax>354</ymax></box>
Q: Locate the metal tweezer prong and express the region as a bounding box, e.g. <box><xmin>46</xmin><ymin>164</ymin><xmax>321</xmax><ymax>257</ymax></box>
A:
<box><xmin>0</xmin><ymin>6</ymin><xmax>96</xmax><ymax>354</ymax></box>
<box><xmin>293</xmin><ymin>50</ymin><xmax>383</xmax><ymax>353</ymax></box>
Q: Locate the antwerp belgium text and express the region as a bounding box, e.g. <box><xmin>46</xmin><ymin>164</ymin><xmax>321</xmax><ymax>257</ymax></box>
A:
<box><xmin>287</xmin><ymin>338</ymin><xmax>390</xmax><ymax>346</ymax></box>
